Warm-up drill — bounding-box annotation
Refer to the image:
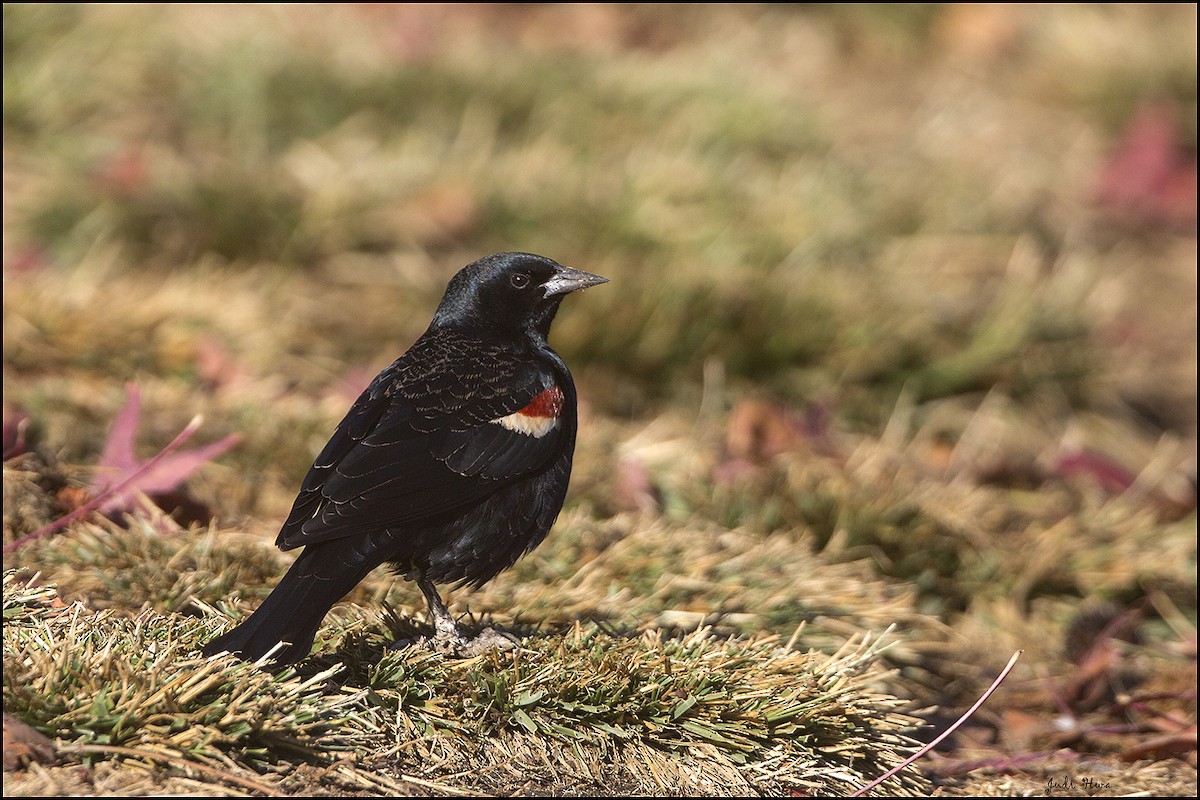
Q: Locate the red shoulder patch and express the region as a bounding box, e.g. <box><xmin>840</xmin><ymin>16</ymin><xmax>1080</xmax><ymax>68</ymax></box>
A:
<box><xmin>519</xmin><ymin>386</ymin><xmax>564</xmax><ymax>419</ymax></box>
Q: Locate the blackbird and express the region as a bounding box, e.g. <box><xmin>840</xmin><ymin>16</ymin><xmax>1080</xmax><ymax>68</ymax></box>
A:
<box><xmin>203</xmin><ymin>252</ymin><xmax>607</xmax><ymax>664</ymax></box>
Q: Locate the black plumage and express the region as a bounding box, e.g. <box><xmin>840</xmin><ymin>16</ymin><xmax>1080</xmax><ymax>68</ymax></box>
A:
<box><xmin>202</xmin><ymin>252</ymin><xmax>607</xmax><ymax>664</ymax></box>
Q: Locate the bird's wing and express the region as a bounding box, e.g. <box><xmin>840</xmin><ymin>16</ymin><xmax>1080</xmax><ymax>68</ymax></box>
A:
<box><xmin>275</xmin><ymin>339</ymin><xmax>572</xmax><ymax>550</ymax></box>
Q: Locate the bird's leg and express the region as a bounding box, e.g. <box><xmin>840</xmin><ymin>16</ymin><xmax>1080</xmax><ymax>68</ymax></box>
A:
<box><xmin>417</xmin><ymin>575</ymin><xmax>465</xmax><ymax>647</ymax></box>
<box><xmin>416</xmin><ymin>576</ymin><xmax>519</xmax><ymax>657</ymax></box>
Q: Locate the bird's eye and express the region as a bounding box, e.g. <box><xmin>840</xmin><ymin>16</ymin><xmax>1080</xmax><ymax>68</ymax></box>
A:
<box><xmin>510</xmin><ymin>272</ymin><xmax>531</xmax><ymax>289</ymax></box>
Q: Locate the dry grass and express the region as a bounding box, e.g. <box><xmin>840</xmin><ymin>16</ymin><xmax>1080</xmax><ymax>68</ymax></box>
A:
<box><xmin>4</xmin><ymin>571</ymin><xmax>929</xmax><ymax>796</ymax></box>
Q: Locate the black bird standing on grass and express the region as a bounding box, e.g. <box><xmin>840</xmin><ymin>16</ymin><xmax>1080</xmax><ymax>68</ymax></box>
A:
<box><xmin>203</xmin><ymin>252</ymin><xmax>607</xmax><ymax>664</ymax></box>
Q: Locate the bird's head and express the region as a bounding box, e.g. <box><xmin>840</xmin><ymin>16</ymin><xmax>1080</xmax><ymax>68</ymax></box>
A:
<box><xmin>431</xmin><ymin>252</ymin><xmax>608</xmax><ymax>340</ymax></box>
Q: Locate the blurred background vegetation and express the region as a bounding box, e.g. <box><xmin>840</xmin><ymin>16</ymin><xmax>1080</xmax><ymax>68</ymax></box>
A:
<box><xmin>3</xmin><ymin>4</ymin><xmax>1196</xmax><ymax>795</ymax></box>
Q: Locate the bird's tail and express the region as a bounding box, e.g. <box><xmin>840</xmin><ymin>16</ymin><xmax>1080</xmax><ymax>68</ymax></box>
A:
<box><xmin>202</xmin><ymin>542</ymin><xmax>380</xmax><ymax>665</ymax></box>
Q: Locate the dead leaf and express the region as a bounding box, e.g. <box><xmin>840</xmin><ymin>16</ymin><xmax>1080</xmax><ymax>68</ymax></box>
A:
<box><xmin>88</xmin><ymin>383</ymin><xmax>240</xmax><ymax>517</ymax></box>
<box><xmin>1093</xmin><ymin>101</ymin><xmax>1198</xmax><ymax>230</ymax></box>
<box><xmin>2</xmin><ymin>713</ymin><xmax>56</xmax><ymax>771</ymax></box>
<box><xmin>935</xmin><ymin>4</ymin><xmax>1028</xmax><ymax>63</ymax></box>
<box><xmin>1120</xmin><ymin>728</ymin><xmax>1198</xmax><ymax>762</ymax></box>
<box><xmin>725</xmin><ymin>399</ymin><xmax>803</xmax><ymax>463</ymax></box>
<box><xmin>1056</xmin><ymin>448</ymin><xmax>1138</xmax><ymax>495</ymax></box>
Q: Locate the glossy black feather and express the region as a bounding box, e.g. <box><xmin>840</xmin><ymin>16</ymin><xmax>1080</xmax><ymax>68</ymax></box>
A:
<box><xmin>203</xmin><ymin>252</ymin><xmax>605</xmax><ymax>664</ymax></box>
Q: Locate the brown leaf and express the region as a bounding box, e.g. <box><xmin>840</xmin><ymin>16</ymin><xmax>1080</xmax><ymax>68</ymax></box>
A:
<box><xmin>2</xmin><ymin>713</ymin><xmax>55</xmax><ymax>771</ymax></box>
<box><xmin>1061</xmin><ymin>603</ymin><xmax>1141</xmax><ymax>712</ymax></box>
<box><xmin>725</xmin><ymin>399</ymin><xmax>803</xmax><ymax>463</ymax></box>
<box><xmin>1120</xmin><ymin>728</ymin><xmax>1198</xmax><ymax>762</ymax></box>
<box><xmin>935</xmin><ymin>4</ymin><xmax>1028</xmax><ymax>62</ymax></box>
<box><xmin>54</xmin><ymin>486</ymin><xmax>90</xmax><ymax>512</ymax></box>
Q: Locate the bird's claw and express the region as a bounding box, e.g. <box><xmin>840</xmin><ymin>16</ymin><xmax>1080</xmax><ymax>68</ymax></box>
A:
<box><xmin>430</xmin><ymin>626</ymin><xmax>520</xmax><ymax>657</ymax></box>
<box><xmin>458</xmin><ymin>627</ymin><xmax>520</xmax><ymax>656</ymax></box>
<box><xmin>393</xmin><ymin>626</ymin><xmax>520</xmax><ymax>657</ymax></box>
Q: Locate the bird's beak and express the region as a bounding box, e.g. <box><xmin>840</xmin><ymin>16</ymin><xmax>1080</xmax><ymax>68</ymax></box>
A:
<box><xmin>543</xmin><ymin>266</ymin><xmax>609</xmax><ymax>298</ymax></box>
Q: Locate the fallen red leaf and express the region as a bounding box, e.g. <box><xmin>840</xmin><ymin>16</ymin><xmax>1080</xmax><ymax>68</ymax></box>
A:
<box><xmin>88</xmin><ymin>383</ymin><xmax>241</xmax><ymax>516</ymax></box>
<box><xmin>1093</xmin><ymin>101</ymin><xmax>1198</xmax><ymax>230</ymax></box>
<box><xmin>1056</xmin><ymin>448</ymin><xmax>1138</xmax><ymax>495</ymax></box>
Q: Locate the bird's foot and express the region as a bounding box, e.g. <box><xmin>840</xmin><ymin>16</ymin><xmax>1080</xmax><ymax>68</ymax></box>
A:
<box><xmin>426</xmin><ymin>626</ymin><xmax>520</xmax><ymax>657</ymax></box>
<box><xmin>391</xmin><ymin>626</ymin><xmax>519</xmax><ymax>656</ymax></box>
